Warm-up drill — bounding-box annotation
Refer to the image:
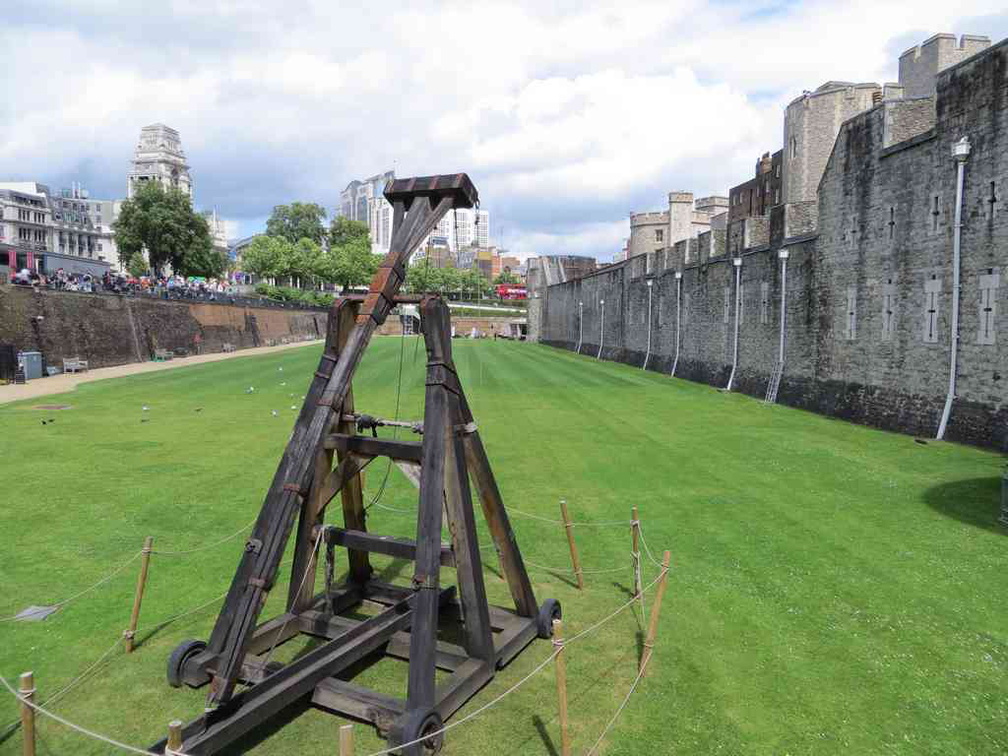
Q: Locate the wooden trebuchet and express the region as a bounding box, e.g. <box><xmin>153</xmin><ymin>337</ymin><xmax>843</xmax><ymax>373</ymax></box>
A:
<box><xmin>154</xmin><ymin>175</ymin><xmax>559</xmax><ymax>756</ymax></box>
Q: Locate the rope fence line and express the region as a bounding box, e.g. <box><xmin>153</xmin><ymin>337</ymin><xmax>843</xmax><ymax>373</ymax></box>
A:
<box><xmin>0</xmin><ymin>550</ymin><xmax>142</xmax><ymax>623</ymax></box>
<box><xmin>1</xmin><ymin>561</ymin><xmax>671</xmax><ymax>756</ymax></box>
<box><xmin>584</xmin><ymin>654</ymin><xmax>651</xmax><ymax>756</ymax></box>
<box><xmin>150</xmin><ymin>519</ymin><xmax>257</xmax><ymax>556</ymax></box>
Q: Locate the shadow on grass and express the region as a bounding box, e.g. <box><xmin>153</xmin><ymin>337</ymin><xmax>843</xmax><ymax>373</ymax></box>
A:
<box><xmin>924</xmin><ymin>475</ymin><xmax>1006</xmax><ymax>534</ymax></box>
<box><xmin>532</xmin><ymin>714</ymin><xmax>560</xmax><ymax>756</ymax></box>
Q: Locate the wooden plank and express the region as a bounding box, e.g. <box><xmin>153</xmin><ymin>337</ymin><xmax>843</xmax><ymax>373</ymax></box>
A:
<box><xmin>405</xmin><ymin>307</ymin><xmax>451</xmax><ymax>714</ymax></box>
<box><xmin>155</xmin><ymin>598</ymin><xmax>417</xmax><ymax>755</ymax></box>
<box><xmin>492</xmin><ymin>614</ymin><xmax>539</xmax><ymax>669</ymax></box>
<box><xmin>433</xmin><ymin>658</ymin><xmax>494</xmax><ymax>721</ymax></box>
<box><xmin>458</xmin><ymin>390</ymin><xmax>538</xmax><ymax>618</ymax></box>
<box><xmin>333</xmin><ymin>300</ymin><xmax>372</xmax><ymax>586</ymax></box>
<box><xmin>327</xmin><ymin>528</ymin><xmax>455</xmax><ymax>568</ymax></box>
<box><xmin>384</xmin><ymin>633</ymin><xmax>468</xmax><ymax>672</ymax></box>
<box><xmin>316</xmin><ymin>454</ymin><xmax>374</xmax><ymax>517</ymax></box>
<box><xmin>288</xmin><ymin>446</ymin><xmax>335</xmax><ymax>611</ymax></box>
<box><xmin>312</xmin><ymin>678</ymin><xmax>404</xmax><ymax>733</ymax></box>
<box><xmin>443</xmin><ymin>385</ymin><xmax>495</xmax><ymax>665</ymax></box>
<box><xmin>324</xmin><ymin>434</ymin><xmax>424</xmax><ymax>462</ymax></box>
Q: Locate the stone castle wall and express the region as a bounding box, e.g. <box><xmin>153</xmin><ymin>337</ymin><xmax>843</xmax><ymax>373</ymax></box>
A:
<box><xmin>538</xmin><ymin>39</ymin><xmax>1008</xmax><ymax>450</ymax></box>
<box><xmin>0</xmin><ymin>286</ymin><xmax>327</xmax><ymax>369</ymax></box>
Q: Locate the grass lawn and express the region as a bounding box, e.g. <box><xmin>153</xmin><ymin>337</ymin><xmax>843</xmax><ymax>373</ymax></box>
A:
<box><xmin>0</xmin><ymin>337</ymin><xmax>1004</xmax><ymax>755</ymax></box>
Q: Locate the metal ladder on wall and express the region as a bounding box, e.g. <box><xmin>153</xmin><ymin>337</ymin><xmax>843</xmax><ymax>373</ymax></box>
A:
<box><xmin>764</xmin><ymin>361</ymin><xmax>783</xmax><ymax>404</ymax></box>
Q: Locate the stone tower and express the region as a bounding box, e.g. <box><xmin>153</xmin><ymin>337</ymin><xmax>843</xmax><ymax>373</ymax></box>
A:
<box><xmin>127</xmin><ymin>124</ymin><xmax>192</xmax><ymax>199</ymax></box>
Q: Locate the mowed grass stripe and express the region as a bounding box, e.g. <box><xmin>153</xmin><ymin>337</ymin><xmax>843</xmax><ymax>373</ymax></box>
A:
<box><xmin>0</xmin><ymin>338</ymin><xmax>1003</xmax><ymax>755</ymax></box>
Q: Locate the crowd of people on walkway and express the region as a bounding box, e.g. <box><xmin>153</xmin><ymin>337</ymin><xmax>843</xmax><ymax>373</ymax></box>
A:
<box><xmin>9</xmin><ymin>268</ymin><xmax>244</xmax><ymax>300</ymax></box>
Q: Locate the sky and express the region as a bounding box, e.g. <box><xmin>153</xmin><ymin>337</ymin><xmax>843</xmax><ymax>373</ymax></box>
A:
<box><xmin>1</xmin><ymin>1</ymin><xmax>1006</xmax><ymax>262</ymax></box>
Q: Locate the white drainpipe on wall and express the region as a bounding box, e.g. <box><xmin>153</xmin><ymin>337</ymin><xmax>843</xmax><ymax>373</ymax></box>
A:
<box><xmin>937</xmin><ymin>136</ymin><xmax>971</xmax><ymax>440</ymax></box>
<box><xmin>575</xmin><ymin>300</ymin><xmax>584</xmax><ymax>354</ymax></box>
<box><xmin>778</xmin><ymin>248</ymin><xmax>789</xmax><ymax>364</ymax></box>
<box><xmin>642</xmin><ymin>279</ymin><xmax>654</xmax><ymax>370</ymax></box>
<box><xmin>671</xmin><ymin>271</ymin><xmax>682</xmax><ymax>376</ymax></box>
<box><xmin>726</xmin><ymin>257</ymin><xmax>742</xmax><ymax>391</ymax></box>
<box><xmin>597</xmin><ymin>298</ymin><xmax>605</xmax><ymax>360</ymax></box>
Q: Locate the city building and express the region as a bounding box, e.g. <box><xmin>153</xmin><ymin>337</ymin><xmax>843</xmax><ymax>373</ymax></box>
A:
<box><xmin>338</xmin><ymin>170</ymin><xmax>396</xmax><ymax>256</ymax></box>
<box><xmin>0</xmin><ymin>182</ymin><xmax>112</xmax><ymax>277</ymax></box>
<box><xmin>728</xmin><ymin>151</ymin><xmax>783</xmax><ymax>223</ymax></box>
<box><xmin>627</xmin><ymin>193</ymin><xmax>728</xmax><ymax>259</ymax></box>
<box><xmin>127</xmin><ymin>124</ymin><xmax>192</xmax><ymax>199</ymax></box>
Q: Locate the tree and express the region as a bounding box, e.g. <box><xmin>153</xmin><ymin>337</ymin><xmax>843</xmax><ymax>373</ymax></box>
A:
<box><xmin>266</xmin><ymin>202</ymin><xmax>328</xmax><ymax>245</ymax></box>
<box><xmin>242</xmin><ymin>235</ymin><xmax>290</xmax><ymax>283</ymax></box>
<box><xmin>126</xmin><ymin>251</ymin><xmax>147</xmax><ymax>278</ymax></box>
<box><xmin>114</xmin><ymin>182</ymin><xmax>220</xmax><ymax>276</ymax></box>
<box><xmin>494</xmin><ymin>271</ymin><xmax>520</xmax><ymax>285</ymax></box>
<box><xmin>327</xmin><ymin>217</ymin><xmax>378</xmax><ymax>290</ymax></box>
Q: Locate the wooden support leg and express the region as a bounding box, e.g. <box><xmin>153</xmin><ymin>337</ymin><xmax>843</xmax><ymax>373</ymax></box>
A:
<box><xmin>457</xmin><ymin>390</ymin><xmax>538</xmax><ymax>617</ymax></box>
<box><xmin>444</xmin><ymin>393</ymin><xmax>494</xmax><ymax>665</ymax></box>
<box><xmin>288</xmin><ymin>448</ymin><xmax>334</xmax><ymax>612</ymax></box>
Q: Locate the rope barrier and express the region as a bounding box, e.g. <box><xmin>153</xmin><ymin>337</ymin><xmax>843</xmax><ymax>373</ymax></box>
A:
<box><xmin>0</xmin><ymin>550</ymin><xmax>142</xmax><ymax>623</ymax></box>
<box><xmin>0</xmin><ymin>558</ymin><xmax>670</xmax><ymax>756</ymax></box>
<box><xmin>0</xmin><ymin>675</ymin><xmax>158</xmax><ymax>755</ymax></box>
<box><xmin>584</xmin><ymin>654</ymin><xmax>651</xmax><ymax>756</ymax></box>
<box><xmin>523</xmin><ymin>558</ymin><xmax>629</xmax><ymax>575</ymax></box>
<box><xmin>507</xmin><ymin>506</ymin><xmax>631</xmax><ymax>528</ymax></box>
<box><xmin>150</xmin><ymin>519</ymin><xmax>257</xmax><ymax>556</ymax></box>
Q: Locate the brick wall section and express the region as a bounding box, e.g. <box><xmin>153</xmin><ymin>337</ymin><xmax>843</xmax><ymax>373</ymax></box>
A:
<box><xmin>536</xmin><ymin>39</ymin><xmax>1008</xmax><ymax>451</ymax></box>
<box><xmin>0</xmin><ymin>286</ymin><xmax>326</xmax><ymax>369</ymax></box>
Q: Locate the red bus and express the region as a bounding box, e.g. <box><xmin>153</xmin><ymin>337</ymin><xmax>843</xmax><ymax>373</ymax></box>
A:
<box><xmin>495</xmin><ymin>284</ymin><xmax>527</xmax><ymax>300</ymax></box>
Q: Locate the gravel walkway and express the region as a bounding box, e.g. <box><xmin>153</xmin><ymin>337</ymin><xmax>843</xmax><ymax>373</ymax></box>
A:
<box><xmin>0</xmin><ymin>340</ymin><xmax>323</xmax><ymax>405</ymax></box>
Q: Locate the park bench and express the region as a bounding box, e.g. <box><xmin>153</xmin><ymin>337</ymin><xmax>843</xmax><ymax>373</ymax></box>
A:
<box><xmin>63</xmin><ymin>357</ymin><xmax>88</xmax><ymax>373</ymax></box>
<box><xmin>45</xmin><ymin>366</ymin><xmax>60</xmax><ymax>377</ymax></box>
<box><xmin>153</xmin><ymin>349</ymin><xmax>173</xmax><ymax>362</ymax></box>
<box><xmin>222</xmin><ymin>342</ymin><xmax>236</xmax><ymax>353</ymax></box>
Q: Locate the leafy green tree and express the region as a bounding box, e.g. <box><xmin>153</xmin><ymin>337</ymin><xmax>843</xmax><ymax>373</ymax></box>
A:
<box><xmin>266</xmin><ymin>202</ymin><xmax>328</xmax><ymax>245</ymax></box>
<box><xmin>463</xmin><ymin>269</ymin><xmax>488</xmax><ymax>299</ymax></box>
<box><xmin>126</xmin><ymin>251</ymin><xmax>147</xmax><ymax>278</ymax></box>
<box><xmin>327</xmin><ymin>217</ymin><xmax>378</xmax><ymax>290</ymax></box>
<box><xmin>405</xmin><ymin>261</ymin><xmax>437</xmax><ymax>293</ymax></box>
<box><xmin>114</xmin><ymin>182</ymin><xmax>219</xmax><ymax>276</ymax></box>
<box><xmin>243</xmin><ymin>235</ymin><xmax>290</xmax><ymax>283</ymax></box>
<box><xmin>494</xmin><ymin>271</ymin><xmax>520</xmax><ymax>285</ymax></box>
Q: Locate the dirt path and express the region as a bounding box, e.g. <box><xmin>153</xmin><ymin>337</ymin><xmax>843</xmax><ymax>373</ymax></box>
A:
<box><xmin>0</xmin><ymin>340</ymin><xmax>324</xmax><ymax>405</ymax></box>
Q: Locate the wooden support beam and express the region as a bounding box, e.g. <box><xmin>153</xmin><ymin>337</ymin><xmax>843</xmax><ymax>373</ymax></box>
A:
<box><xmin>458</xmin><ymin>390</ymin><xmax>539</xmax><ymax>617</ymax></box>
<box><xmin>324</xmin><ymin>434</ymin><xmax>424</xmax><ymax>463</ymax></box>
<box><xmin>155</xmin><ymin>597</ymin><xmax>419</xmax><ymax>755</ymax></box>
<box><xmin>314</xmin><ymin>678</ymin><xmax>404</xmax><ymax>735</ymax></box>
<box><xmin>325</xmin><ymin>528</ymin><xmax>455</xmax><ymax>567</ymax></box>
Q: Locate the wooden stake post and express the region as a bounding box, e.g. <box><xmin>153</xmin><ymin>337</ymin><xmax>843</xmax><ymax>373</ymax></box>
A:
<box><xmin>153</xmin><ymin>175</ymin><xmax>558</xmax><ymax>756</ymax></box>
<box><xmin>125</xmin><ymin>536</ymin><xmax>153</xmax><ymax>653</ymax></box>
<box><xmin>339</xmin><ymin>723</ymin><xmax>354</xmax><ymax>755</ymax></box>
<box><xmin>640</xmin><ymin>550</ymin><xmax>671</xmax><ymax>675</ymax></box>
<box><xmin>631</xmin><ymin>507</ymin><xmax>643</xmax><ymax>616</ymax></box>
<box><xmin>560</xmin><ymin>499</ymin><xmax>584</xmax><ymax>590</ymax></box>
<box><xmin>19</xmin><ymin>671</ymin><xmax>35</xmax><ymax>756</ymax></box>
<box><xmin>552</xmin><ymin>620</ymin><xmax>571</xmax><ymax>756</ymax></box>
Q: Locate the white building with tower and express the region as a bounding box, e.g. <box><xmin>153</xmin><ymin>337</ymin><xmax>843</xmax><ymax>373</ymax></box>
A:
<box><xmin>127</xmin><ymin>124</ymin><xmax>193</xmax><ymax>199</ymax></box>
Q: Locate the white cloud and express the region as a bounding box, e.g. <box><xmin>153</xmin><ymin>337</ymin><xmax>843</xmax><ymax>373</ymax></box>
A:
<box><xmin>0</xmin><ymin>0</ymin><xmax>1004</xmax><ymax>258</ymax></box>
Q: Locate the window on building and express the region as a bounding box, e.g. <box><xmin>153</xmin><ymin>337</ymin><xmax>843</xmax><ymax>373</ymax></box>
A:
<box><xmin>760</xmin><ymin>281</ymin><xmax>770</xmax><ymax>324</ymax></box>
<box><xmin>683</xmin><ymin>292</ymin><xmax>690</xmax><ymax>326</ymax></box>
<box><xmin>888</xmin><ymin>207</ymin><xmax>895</xmax><ymax>240</ymax></box>
<box><xmin>738</xmin><ymin>282</ymin><xmax>745</xmax><ymax>324</ymax></box>
<box><xmin>931</xmin><ymin>195</ymin><xmax>941</xmax><ymax>232</ymax></box>
<box><xmin>924</xmin><ymin>276</ymin><xmax>941</xmax><ymax>343</ymax></box>
<box><xmin>723</xmin><ymin>286</ymin><xmax>731</xmax><ymax>324</ymax></box>
<box><xmin>882</xmin><ymin>280</ymin><xmax>895</xmax><ymax>340</ymax></box>
<box><xmin>97</xmin><ymin>242</ymin><xmax>103</xmax><ymax>251</ymax></box>
<box><xmin>655</xmin><ymin>228</ymin><xmax>664</xmax><ymax>244</ymax></box>
<box><xmin>845</xmin><ymin>285</ymin><xmax>857</xmax><ymax>340</ymax></box>
<box><xmin>775</xmin><ymin>164</ymin><xmax>781</xmax><ymax>178</ymax></box>
<box><xmin>989</xmin><ymin>181</ymin><xmax>998</xmax><ymax>218</ymax></box>
<box><xmin>774</xmin><ymin>189</ymin><xmax>780</xmax><ymax>204</ymax></box>
<box><xmin>978</xmin><ymin>270</ymin><xmax>999</xmax><ymax>345</ymax></box>
<box><xmin>790</xmin><ymin>136</ymin><xmax>797</xmax><ymax>159</ymax></box>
